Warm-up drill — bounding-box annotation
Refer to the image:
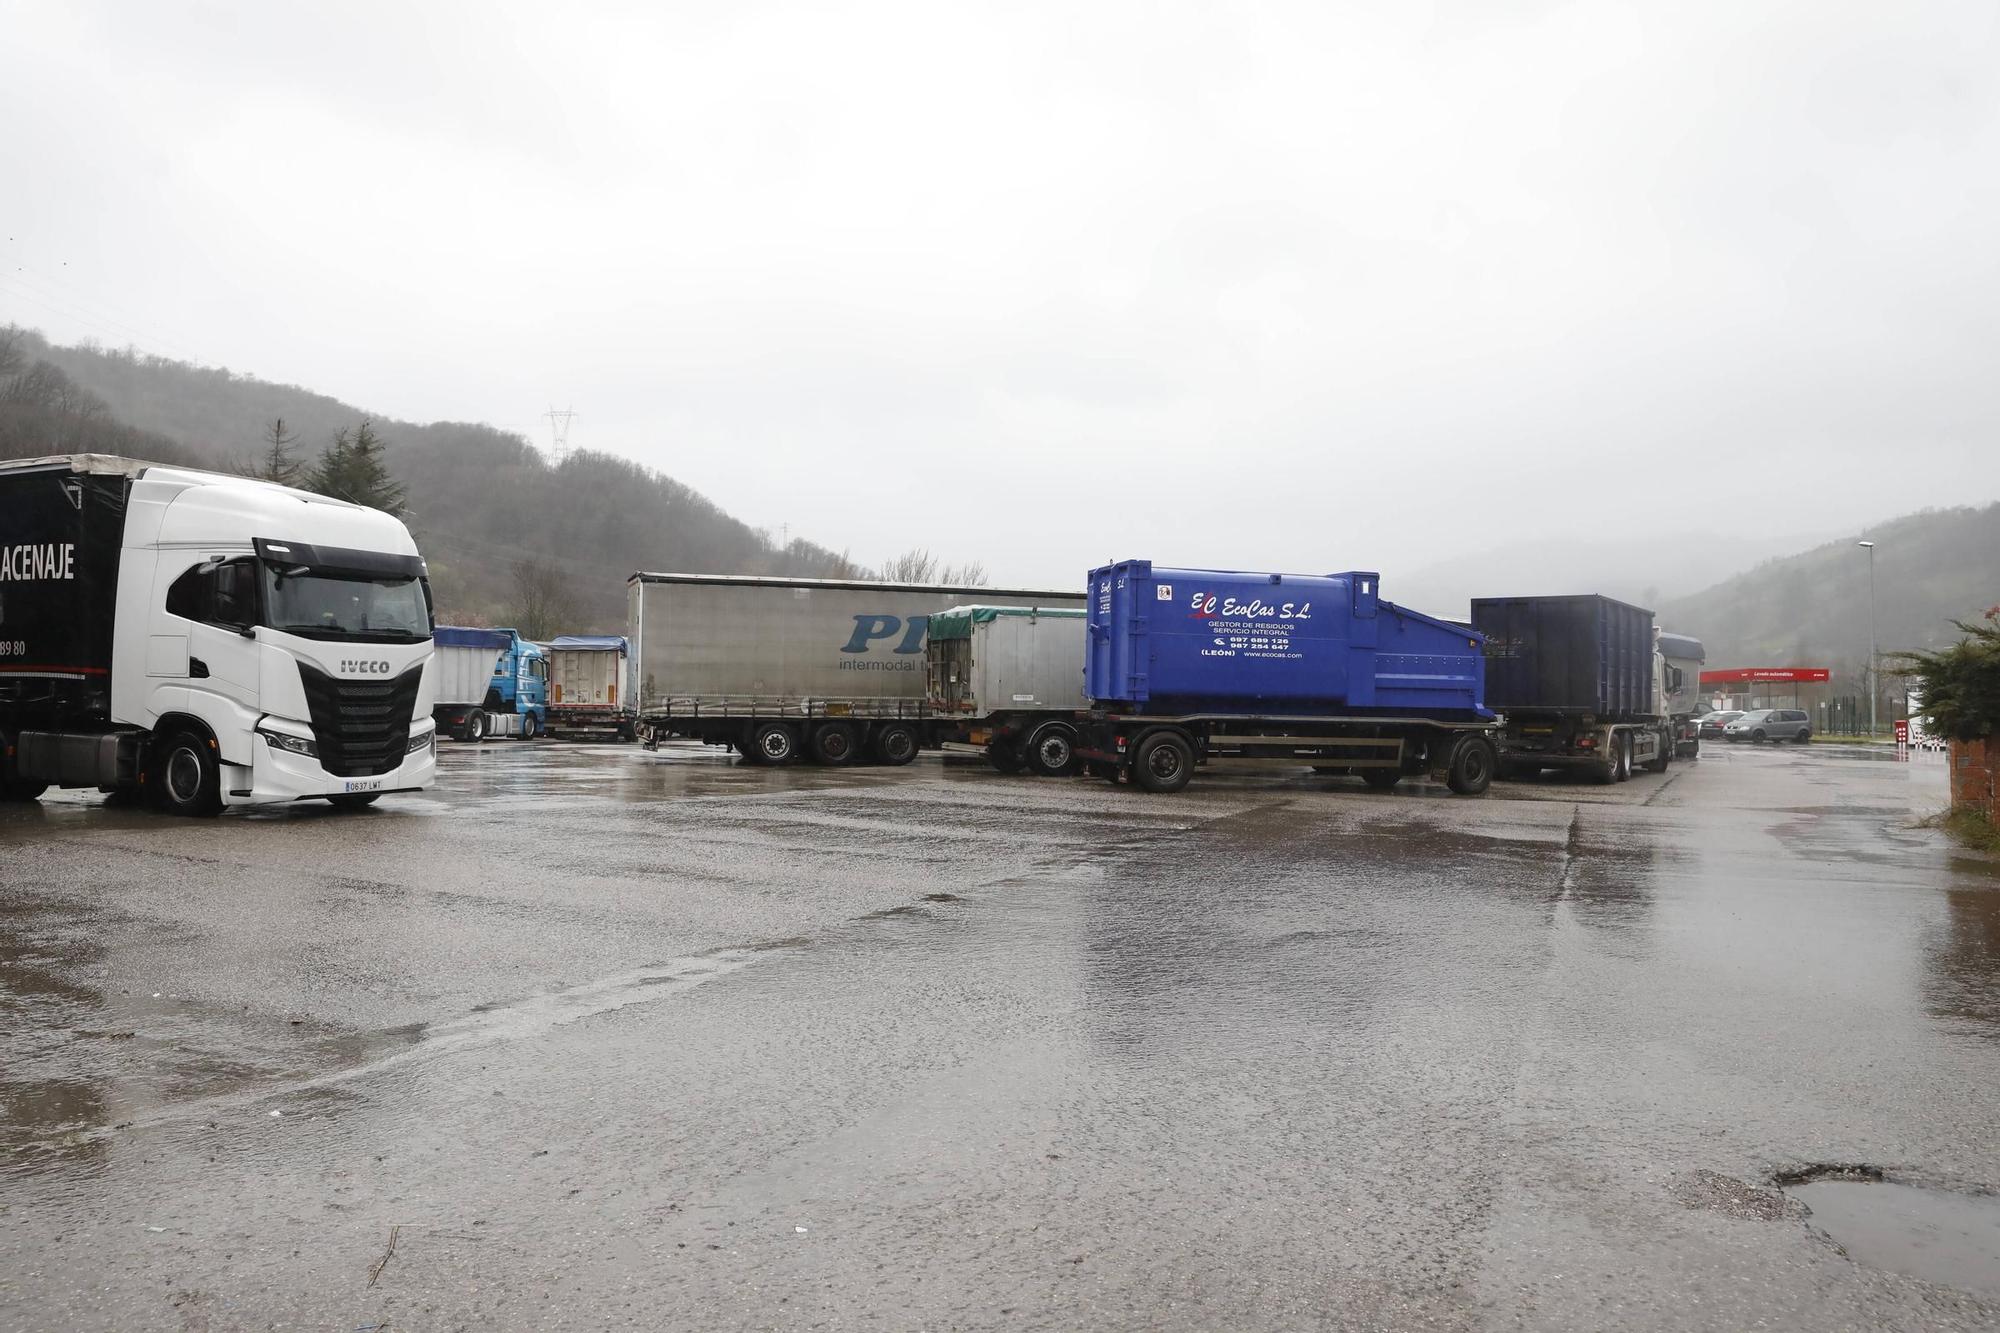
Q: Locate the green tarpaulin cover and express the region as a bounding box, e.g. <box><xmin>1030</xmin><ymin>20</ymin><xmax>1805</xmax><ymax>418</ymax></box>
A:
<box><xmin>926</xmin><ymin>604</ymin><xmax>1087</xmax><ymax>641</ymax></box>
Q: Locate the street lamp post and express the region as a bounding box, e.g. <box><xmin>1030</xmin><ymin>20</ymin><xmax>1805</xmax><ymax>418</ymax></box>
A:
<box><xmin>1858</xmin><ymin>540</ymin><xmax>1877</xmax><ymax>737</ymax></box>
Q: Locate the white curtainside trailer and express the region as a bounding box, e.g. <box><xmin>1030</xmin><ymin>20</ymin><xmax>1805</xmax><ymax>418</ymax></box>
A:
<box><xmin>925</xmin><ymin>605</ymin><xmax>1090</xmax><ymax>776</ymax></box>
<box><xmin>628</xmin><ymin>572</ymin><xmax>1084</xmax><ymax>766</ymax></box>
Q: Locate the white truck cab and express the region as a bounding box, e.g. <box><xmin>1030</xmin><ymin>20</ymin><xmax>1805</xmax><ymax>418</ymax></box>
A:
<box><xmin>0</xmin><ymin>455</ymin><xmax>437</xmax><ymax>814</ymax></box>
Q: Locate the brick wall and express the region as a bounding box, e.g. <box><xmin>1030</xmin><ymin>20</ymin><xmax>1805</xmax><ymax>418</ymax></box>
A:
<box><xmin>1949</xmin><ymin>737</ymin><xmax>2000</xmax><ymax>819</ymax></box>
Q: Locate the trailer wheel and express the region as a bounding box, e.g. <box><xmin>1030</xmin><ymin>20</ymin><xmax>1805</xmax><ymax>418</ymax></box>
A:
<box><xmin>1445</xmin><ymin>735</ymin><xmax>1496</xmax><ymax>796</ymax></box>
<box><xmin>1361</xmin><ymin>768</ymin><xmax>1401</xmax><ymax>790</ymax></box>
<box><xmin>811</xmin><ymin>722</ymin><xmax>859</xmax><ymax>766</ymax></box>
<box><xmin>1023</xmin><ymin>722</ymin><xmax>1080</xmax><ymax>777</ymax></box>
<box><xmin>152</xmin><ymin>730</ymin><xmax>222</xmax><ymax>817</ymax></box>
<box><xmin>871</xmin><ymin>723</ymin><xmax>919</xmax><ymax>767</ymax></box>
<box><xmin>749</xmin><ymin>722</ymin><xmax>800</xmax><ymax>766</ymax></box>
<box><xmin>463</xmin><ymin>711</ymin><xmax>488</xmax><ymax>743</ymax></box>
<box><xmin>1131</xmin><ymin>731</ymin><xmax>1194</xmax><ymax>794</ymax></box>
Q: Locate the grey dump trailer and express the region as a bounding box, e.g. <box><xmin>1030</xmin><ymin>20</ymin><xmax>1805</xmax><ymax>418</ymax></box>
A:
<box><xmin>924</xmin><ymin>604</ymin><xmax>1089</xmax><ymax>776</ymax></box>
<box><xmin>1470</xmin><ymin>594</ymin><xmax>1672</xmax><ymax>783</ymax></box>
<box><xmin>628</xmin><ymin>573</ymin><xmax>1084</xmax><ymax>766</ymax></box>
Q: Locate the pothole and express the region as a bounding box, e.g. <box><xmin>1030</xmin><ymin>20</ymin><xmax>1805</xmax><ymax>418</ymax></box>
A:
<box><xmin>1776</xmin><ymin>1167</ymin><xmax>2000</xmax><ymax>1299</ymax></box>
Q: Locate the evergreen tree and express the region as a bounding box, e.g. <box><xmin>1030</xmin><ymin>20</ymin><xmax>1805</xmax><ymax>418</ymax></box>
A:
<box><xmin>253</xmin><ymin>417</ymin><xmax>303</xmax><ymax>486</ymax></box>
<box><xmin>306</xmin><ymin>420</ymin><xmax>406</xmax><ymax>514</ymax></box>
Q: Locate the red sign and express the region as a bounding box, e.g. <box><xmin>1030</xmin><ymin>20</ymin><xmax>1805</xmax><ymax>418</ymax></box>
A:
<box><xmin>1895</xmin><ymin>719</ymin><xmax>1910</xmax><ymax>744</ymax></box>
<box><xmin>1699</xmin><ymin>667</ymin><xmax>1832</xmax><ymax>684</ymax></box>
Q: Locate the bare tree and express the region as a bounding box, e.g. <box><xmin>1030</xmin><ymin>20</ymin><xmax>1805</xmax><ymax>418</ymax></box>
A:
<box><xmin>880</xmin><ymin>548</ymin><xmax>988</xmax><ymax>586</ymax></box>
<box><xmin>510</xmin><ymin>556</ymin><xmax>571</xmax><ymax>640</ymax></box>
<box><xmin>940</xmin><ymin>560</ymin><xmax>988</xmax><ymax>587</ymax></box>
<box><xmin>879</xmin><ymin>547</ymin><xmax>939</xmax><ymax>583</ymax></box>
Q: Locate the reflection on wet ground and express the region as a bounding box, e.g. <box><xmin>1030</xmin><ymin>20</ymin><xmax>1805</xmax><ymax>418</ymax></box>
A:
<box><xmin>0</xmin><ymin>738</ymin><xmax>1995</xmax><ymax>1330</ymax></box>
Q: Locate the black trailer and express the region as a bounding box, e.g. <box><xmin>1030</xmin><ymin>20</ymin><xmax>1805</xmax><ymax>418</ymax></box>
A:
<box><xmin>0</xmin><ymin>459</ymin><xmax>143</xmax><ymax>800</ymax></box>
<box><xmin>1470</xmin><ymin>594</ymin><xmax>1669</xmax><ymax>784</ymax></box>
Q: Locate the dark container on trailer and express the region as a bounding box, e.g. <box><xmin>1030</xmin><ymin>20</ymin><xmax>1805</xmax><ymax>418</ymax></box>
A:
<box><xmin>1469</xmin><ymin>594</ymin><xmax>1654</xmax><ymax>718</ymax></box>
<box><xmin>1086</xmin><ymin>560</ymin><xmax>1487</xmax><ymax>717</ymax></box>
<box><xmin>0</xmin><ymin>458</ymin><xmax>134</xmax><ymax>714</ymax></box>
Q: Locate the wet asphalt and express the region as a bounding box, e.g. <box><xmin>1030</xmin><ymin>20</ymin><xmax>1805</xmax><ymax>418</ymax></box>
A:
<box><xmin>1</xmin><ymin>740</ymin><xmax>1996</xmax><ymax>1331</ymax></box>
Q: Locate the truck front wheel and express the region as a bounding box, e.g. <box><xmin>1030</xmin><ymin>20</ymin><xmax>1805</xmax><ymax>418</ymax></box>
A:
<box><xmin>1131</xmin><ymin>731</ymin><xmax>1194</xmax><ymax>794</ymax></box>
<box><xmin>152</xmin><ymin>730</ymin><xmax>222</xmax><ymax>817</ymax></box>
<box><xmin>463</xmin><ymin>711</ymin><xmax>488</xmax><ymax>742</ymax></box>
<box><xmin>1445</xmin><ymin>735</ymin><xmax>1496</xmax><ymax>796</ymax></box>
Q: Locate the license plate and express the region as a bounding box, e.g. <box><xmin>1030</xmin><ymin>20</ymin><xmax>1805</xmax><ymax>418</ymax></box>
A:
<box><xmin>343</xmin><ymin>778</ymin><xmax>384</xmax><ymax>793</ymax></box>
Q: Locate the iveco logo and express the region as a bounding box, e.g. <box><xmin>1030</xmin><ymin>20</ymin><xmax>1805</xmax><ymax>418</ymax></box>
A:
<box><xmin>340</xmin><ymin>659</ymin><xmax>392</xmax><ymax>675</ymax></box>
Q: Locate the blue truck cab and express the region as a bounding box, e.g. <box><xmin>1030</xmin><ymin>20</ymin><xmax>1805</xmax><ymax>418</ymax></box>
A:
<box><xmin>431</xmin><ymin>626</ymin><xmax>550</xmax><ymax>740</ymax></box>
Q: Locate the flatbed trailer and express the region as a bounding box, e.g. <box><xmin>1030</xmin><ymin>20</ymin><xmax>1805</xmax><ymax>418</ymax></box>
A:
<box><xmin>1077</xmin><ymin>712</ymin><xmax>1500</xmax><ymax>794</ymax></box>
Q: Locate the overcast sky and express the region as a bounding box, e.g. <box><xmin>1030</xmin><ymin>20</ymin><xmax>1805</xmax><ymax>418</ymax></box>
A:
<box><xmin>3</xmin><ymin>0</ymin><xmax>1996</xmax><ymax>589</ymax></box>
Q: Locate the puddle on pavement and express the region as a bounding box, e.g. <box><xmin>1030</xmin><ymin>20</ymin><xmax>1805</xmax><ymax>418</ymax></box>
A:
<box><xmin>1785</xmin><ymin>1177</ymin><xmax>2000</xmax><ymax>1298</ymax></box>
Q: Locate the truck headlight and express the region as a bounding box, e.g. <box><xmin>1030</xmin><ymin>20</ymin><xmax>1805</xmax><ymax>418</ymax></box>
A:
<box><xmin>257</xmin><ymin>725</ymin><xmax>318</xmax><ymax>758</ymax></box>
<box><xmin>406</xmin><ymin>727</ymin><xmax>435</xmax><ymax>755</ymax></box>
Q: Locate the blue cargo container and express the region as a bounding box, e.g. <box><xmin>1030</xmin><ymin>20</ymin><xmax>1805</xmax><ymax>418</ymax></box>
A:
<box><xmin>1078</xmin><ymin>560</ymin><xmax>1499</xmax><ymax>796</ymax></box>
<box><xmin>1087</xmin><ymin>561</ymin><xmax>1488</xmax><ymax>717</ymax></box>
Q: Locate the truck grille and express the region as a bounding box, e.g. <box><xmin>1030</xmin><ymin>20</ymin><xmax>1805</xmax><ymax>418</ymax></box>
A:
<box><xmin>298</xmin><ymin>662</ymin><xmax>423</xmax><ymax>777</ymax></box>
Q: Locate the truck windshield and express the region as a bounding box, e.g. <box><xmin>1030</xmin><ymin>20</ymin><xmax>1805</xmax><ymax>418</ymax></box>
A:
<box><xmin>263</xmin><ymin>566</ymin><xmax>432</xmax><ymax>642</ymax></box>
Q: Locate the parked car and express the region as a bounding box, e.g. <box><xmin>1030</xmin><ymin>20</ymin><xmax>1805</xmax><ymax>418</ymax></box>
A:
<box><xmin>1724</xmin><ymin>708</ymin><xmax>1812</xmax><ymax>743</ymax></box>
<box><xmin>1698</xmin><ymin>710</ymin><xmax>1744</xmax><ymax>739</ymax></box>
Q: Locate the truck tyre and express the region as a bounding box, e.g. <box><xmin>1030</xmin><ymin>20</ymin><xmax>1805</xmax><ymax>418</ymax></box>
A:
<box><xmin>464</xmin><ymin>711</ymin><xmax>488</xmax><ymax>743</ymax></box>
<box><xmin>871</xmin><ymin>723</ymin><xmax>919</xmax><ymax>767</ymax></box>
<box><xmin>1646</xmin><ymin>731</ymin><xmax>1671</xmax><ymax>774</ymax></box>
<box><xmin>986</xmin><ymin>740</ymin><xmax>1024</xmax><ymax>774</ymax></box>
<box><xmin>152</xmin><ymin>730</ymin><xmax>222</xmax><ymax>817</ymax></box>
<box><xmin>1445</xmin><ymin>736</ymin><xmax>1496</xmax><ymax>796</ymax></box>
<box><xmin>1361</xmin><ymin>768</ymin><xmax>1400</xmax><ymax>790</ymax></box>
<box><xmin>617</xmin><ymin>721</ymin><xmax>638</xmax><ymax>743</ymax></box>
<box><xmin>811</xmin><ymin>722</ymin><xmax>859</xmax><ymax>766</ymax></box>
<box><xmin>329</xmin><ymin>793</ymin><xmax>381</xmax><ymax>810</ymax></box>
<box><xmin>1595</xmin><ymin>740</ymin><xmax>1619</xmax><ymax>785</ymax></box>
<box><xmin>522</xmin><ymin>712</ymin><xmax>541</xmax><ymax>740</ymax></box>
<box><xmin>1615</xmin><ymin>734</ymin><xmax>1633</xmax><ymax>782</ymax></box>
<box><xmin>749</xmin><ymin>721</ymin><xmax>800</xmax><ymax>766</ymax></box>
<box><xmin>0</xmin><ymin>737</ymin><xmax>47</xmax><ymax>802</ymax></box>
<box><xmin>1023</xmin><ymin>722</ymin><xmax>1080</xmax><ymax>777</ymax></box>
<box><xmin>1131</xmin><ymin>731</ymin><xmax>1194</xmax><ymax>794</ymax></box>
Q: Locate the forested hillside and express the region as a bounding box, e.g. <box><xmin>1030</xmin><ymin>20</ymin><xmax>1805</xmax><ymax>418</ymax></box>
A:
<box><xmin>1</xmin><ymin>327</ymin><xmax>855</xmax><ymax>629</ymax></box>
<box><xmin>1660</xmin><ymin>504</ymin><xmax>2000</xmax><ymax>688</ymax></box>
